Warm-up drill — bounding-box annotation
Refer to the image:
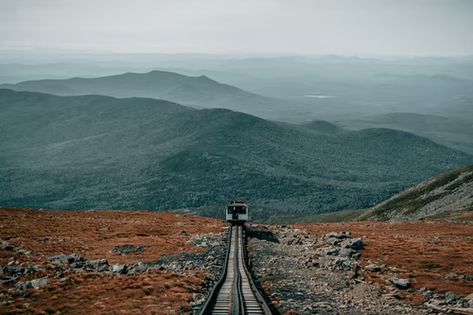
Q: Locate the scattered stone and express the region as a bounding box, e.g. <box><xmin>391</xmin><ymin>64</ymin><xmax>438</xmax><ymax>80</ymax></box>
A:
<box><xmin>340</xmin><ymin>238</ymin><xmax>364</xmax><ymax>250</ymax></box>
<box><xmin>16</xmin><ymin>277</ymin><xmax>50</xmax><ymax>291</ymax></box>
<box><xmin>248</xmin><ymin>226</ymin><xmax>420</xmax><ymax>315</ymax></box>
<box><xmin>1</xmin><ymin>239</ymin><xmax>33</xmax><ymax>255</ymax></box>
<box><xmin>465</xmin><ymin>293</ymin><xmax>473</xmax><ymax>307</ymax></box>
<box><xmin>338</xmin><ymin>248</ymin><xmax>354</xmax><ymax>257</ymax></box>
<box><xmin>364</xmin><ymin>263</ymin><xmax>385</xmax><ymax>273</ymax></box>
<box><xmin>190</xmin><ymin>297</ymin><xmax>205</xmax><ymax>307</ymax></box>
<box><xmin>1</xmin><ymin>240</ymin><xmax>14</xmax><ymax>251</ymax></box>
<box><xmin>48</xmin><ymin>254</ymin><xmax>84</xmax><ymax>264</ymax></box>
<box><xmin>111</xmin><ymin>264</ymin><xmax>127</xmax><ymax>275</ymax></box>
<box><xmin>1</xmin><ymin>276</ymin><xmax>18</xmax><ymax>285</ymax></box>
<box><xmin>323</xmin><ymin>232</ymin><xmax>352</xmax><ymax>240</ymax></box>
<box><xmin>388</xmin><ymin>277</ymin><xmax>412</xmax><ymax>290</ymax></box>
<box><xmin>112</xmin><ymin>244</ymin><xmax>144</xmax><ymax>256</ymax></box>
<box><xmin>188</xmin><ymin>233</ymin><xmax>222</xmax><ymax>248</ymax></box>
<box><xmin>15</xmin><ymin>281</ymin><xmax>32</xmax><ymax>291</ymax></box>
<box><xmin>419</xmin><ymin>287</ymin><xmax>434</xmax><ymax>300</ymax></box>
<box><xmin>16</xmin><ymin>248</ymin><xmax>32</xmax><ymax>256</ymax></box>
<box><xmin>84</xmin><ymin>259</ymin><xmax>109</xmax><ymax>271</ymax></box>
<box><xmin>444</xmin><ymin>272</ymin><xmax>459</xmax><ymax>280</ymax></box>
<box><xmin>127</xmin><ymin>262</ymin><xmax>149</xmax><ymax>275</ymax></box>
<box><xmin>30</xmin><ymin>277</ymin><xmax>50</xmax><ymax>289</ymax></box>
<box><xmin>1</xmin><ymin>265</ymin><xmax>42</xmax><ymax>277</ymax></box>
<box><xmin>70</xmin><ymin>261</ymin><xmax>86</xmax><ymax>269</ymax></box>
<box><xmin>444</xmin><ymin>291</ymin><xmax>459</xmax><ymax>305</ymax></box>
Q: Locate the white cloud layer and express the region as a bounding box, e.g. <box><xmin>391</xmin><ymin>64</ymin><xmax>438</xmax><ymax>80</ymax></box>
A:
<box><xmin>1</xmin><ymin>0</ymin><xmax>472</xmax><ymax>56</ymax></box>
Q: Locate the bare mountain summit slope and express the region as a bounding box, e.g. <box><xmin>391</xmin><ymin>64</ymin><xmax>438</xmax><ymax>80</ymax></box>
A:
<box><xmin>359</xmin><ymin>165</ymin><xmax>473</xmax><ymax>221</ymax></box>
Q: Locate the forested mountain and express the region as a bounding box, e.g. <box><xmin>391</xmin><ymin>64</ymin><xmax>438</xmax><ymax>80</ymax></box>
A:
<box><xmin>338</xmin><ymin>113</ymin><xmax>473</xmax><ymax>154</ymax></box>
<box><xmin>1</xmin><ymin>89</ymin><xmax>471</xmax><ymax>221</ymax></box>
<box><xmin>0</xmin><ymin>70</ymin><xmax>292</xmax><ymax>120</ymax></box>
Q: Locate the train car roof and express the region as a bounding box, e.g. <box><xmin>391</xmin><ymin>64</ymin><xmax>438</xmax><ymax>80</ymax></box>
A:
<box><xmin>228</xmin><ymin>202</ymin><xmax>247</xmax><ymax>206</ymax></box>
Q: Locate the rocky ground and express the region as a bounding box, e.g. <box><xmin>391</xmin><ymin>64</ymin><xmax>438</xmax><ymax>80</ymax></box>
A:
<box><xmin>2</xmin><ymin>208</ymin><xmax>473</xmax><ymax>315</ymax></box>
<box><xmin>247</xmin><ymin>223</ymin><xmax>473</xmax><ymax>315</ymax></box>
<box><xmin>0</xmin><ymin>208</ymin><xmax>226</xmax><ymax>314</ymax></box>
<box><xmin>359</xmin><ymin>166</ymin><xmax>473</xmax><ymax>222</ymax></box>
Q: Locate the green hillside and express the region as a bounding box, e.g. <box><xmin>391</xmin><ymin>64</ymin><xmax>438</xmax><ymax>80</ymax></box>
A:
<box><xmin>338</xmin><ymin>112</ymin><xmax>473</xmax><ymax>154</ymax></box>
<box><xmin>1</xmin><ymin>89</ymin><xmax>471</xmax><ymax>222</ymax></box>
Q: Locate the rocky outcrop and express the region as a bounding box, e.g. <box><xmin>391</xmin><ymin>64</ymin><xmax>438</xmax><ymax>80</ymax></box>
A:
<box><xmin>307</xmin><ymin>231</ymin><xmax>364</xmax><ymax>274</ymax></box>
<box><xmin>1</xmin><ymin>239</ymin><xmax>32</xmax><ymax>256</ymax></box>
<box><xmin>247</xmin><ymin>225</ymin><xmax>419</xmax><ymax>314</ymax></box>
<box><xmin>359</xmin><ymin>165</ymin><xmax>473</xmax><ymax>222</ymax></box>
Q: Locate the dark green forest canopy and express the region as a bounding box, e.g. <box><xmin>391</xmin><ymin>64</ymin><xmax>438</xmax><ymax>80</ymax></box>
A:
<box><xmin>1</xmin><ymin>89</ymin><xmax>471</xmax><ymax>222</ymax></box>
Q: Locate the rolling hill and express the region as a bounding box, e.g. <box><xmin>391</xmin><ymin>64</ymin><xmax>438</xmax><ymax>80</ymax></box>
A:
<box><xmin>358</xmin><ymin>165</ymin><xmax>473</xmax><ymax>222</ymax></box>
<box><xmin>0</xmin><ymin>70</ymin><xmax>297</xmax><ymax>121</ymax></box>
<box><xmin>337</xmin><ymin>113</ymin><xmax>473</xmax><ymax>154</ymax></box>
<box><xmin>1</xmin><ymin>89</ymin><xmax>472</xmax><ymax>222</ymax></box>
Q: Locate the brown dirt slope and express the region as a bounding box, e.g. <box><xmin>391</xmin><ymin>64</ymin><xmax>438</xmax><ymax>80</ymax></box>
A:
<box><xmin>0</xmin><ymin>207</ymin><xmax>225</xmax><ymax>314</ymax></box>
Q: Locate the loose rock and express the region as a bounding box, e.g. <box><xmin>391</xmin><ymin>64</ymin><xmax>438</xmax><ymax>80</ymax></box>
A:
<box><xmin>112</xmin><ymin>244</ymin><xmax>145</xmax><ymax>256</ymax></box>
<box><xmin>388</xmin><ymin>277</ymin><xmax>411</xmax><ymax>290</ymax></box>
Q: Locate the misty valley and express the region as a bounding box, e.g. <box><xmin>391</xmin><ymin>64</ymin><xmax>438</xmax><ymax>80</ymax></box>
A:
<box><xmin>1</xmin><ymin>56</ymin><xmax>473</xmax><ymax>222</ymax></box>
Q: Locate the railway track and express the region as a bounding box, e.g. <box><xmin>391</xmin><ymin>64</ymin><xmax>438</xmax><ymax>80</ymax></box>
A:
<box><xmin>199</xmin><ymin>225</ymin><xmax>273</xmax><ymax>315</ymax></box>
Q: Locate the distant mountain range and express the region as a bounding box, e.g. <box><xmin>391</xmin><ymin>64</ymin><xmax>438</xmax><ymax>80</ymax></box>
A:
<box><xmin>337</xmin><ymin>113</ymin><xmax>473</xmax><ymax>154</ymax></box>
<box><xmin>359</xmin><ymin>165</ymin><xmax>473</xmax><ymax>222</ymax></box>
<box><xmin>1</xmin><ymin>89</ymin><xmax>471</xmax><ymax>222</ymax></box>
<box><xmin>3</xmin><ymin>69</ymin><xmax>473</xmax><ymax>156</ymax></box>
<box><xmin>0</xmin><ymin>70</ymin><xmax>303</xmax><ymax>121</ymax></box>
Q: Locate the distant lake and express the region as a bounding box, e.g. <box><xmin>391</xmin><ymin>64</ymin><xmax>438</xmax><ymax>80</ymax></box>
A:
<box><xmin>304</xmin><ymin>94</ymin><xmax>335</xmax><ymax>99</ymax></box>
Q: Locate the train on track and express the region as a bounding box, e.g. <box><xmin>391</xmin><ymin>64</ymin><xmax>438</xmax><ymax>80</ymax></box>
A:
<box><xmin>198</xmin><ymin>200</ymin><xmax>273</xmax><ymax>314</ymax></box>
<box><xmin>225</xmin><ymin>200</ymin><xmax>248</xmax><ymax>225</ymax></box>
<box><xmin>199</xmin><ymin>225</ymin><xmax>273</xmax><ymax>314</ymax></box>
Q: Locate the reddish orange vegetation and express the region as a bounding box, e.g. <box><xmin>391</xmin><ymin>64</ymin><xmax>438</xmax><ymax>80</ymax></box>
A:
<box><xmin>0</xmin><ymin>208</ymin><xmax>225</xmax><ymax>314</ymax></box>
<box><xmin>296</xmin><ymin>221</ymin><xmax>473</xmax><ymax>300</ymax></box>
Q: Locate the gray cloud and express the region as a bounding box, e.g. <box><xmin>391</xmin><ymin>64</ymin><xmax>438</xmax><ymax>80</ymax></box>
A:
<box><xmin>1</xmin><ymin>0</ymin><xmax>472</xmax><ymax>56</ymax></box>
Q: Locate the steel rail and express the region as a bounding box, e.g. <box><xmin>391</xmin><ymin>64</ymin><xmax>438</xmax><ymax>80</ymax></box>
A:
<box><xmin>199</xmin><ymin>225</ymin><xmax>273</xmax><ymax>315</ymax></box>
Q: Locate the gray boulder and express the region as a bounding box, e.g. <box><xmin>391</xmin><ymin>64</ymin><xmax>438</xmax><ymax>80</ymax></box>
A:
<box><xmin>111</xmin><ymin>264</ymin><xmax>128</xmax><ymax>274</ymax></box>
<box><xmin>127</xmin><ymin>262</ymin><xmax>149</xmax><ymax>275</ymax></box>
<box><xmin>340</xmin><ymin>238</ymin><xmax>364</xmax><ymax>250</ymax></box>
<box><xmin>330</xmin><ymin>257</ymin><xmax>360</xmax><ymax>271</ymax></box>
<box><xmin>84</xmin><ymin>259</ymin><xmax>109</xmax><ymax>271</ymax></box>
<box><xmin>338</xmin><ymin>248</ymin><xmax>354</xmax><ymax>257</ymax></box>
<box><xmin>16</xmin><ymin>277</ymin><xmax>50</xmax><ymax>290</ymax></box>
<box><xmin>388</xmin><ymin>277</ymin><xmax>411</xmax><ymax>289</ymax></box>
<box><xmin>2</xmin><ymin>265</ymin><xmax>42</xmax><ymax>277</ymax></box>
<box><xmin>444</xmin><ymin>291</ymin><xmax>459</xmax><ymax>305</ymax></box>
<box><xmin>1</xmin><ymin>276</ymin><xmax>18</xmax><ymax>285</ymax></box>
<box><xmin>465</xmin><ymin>293</ymin><xmax>473</xmax><ymax>307</ymax></box>
<box><xmin>48</xmin><ymin>254</ymin><xmax>84</xmax><ymax>264</ymax></box>
<box><xmin>30</xmin><ymin>277</ymin><xmax>50</xmax><ymax>289</ymax></box>
<box><xmin>112</xmin><ymin>244</ymin><xmax>145</xmax><ymax>256</ymax></box>
<box><xmin>16</xmin><ymin>281</ymin><xmax>32</xmax><ymax>291</ymax></box>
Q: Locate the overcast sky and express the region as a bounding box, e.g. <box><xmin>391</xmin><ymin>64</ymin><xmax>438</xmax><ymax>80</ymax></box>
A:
<box><xmin>1</xmin><ymin>0</ymin><xmax>473</xmax><ymax>56</ymax></box>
